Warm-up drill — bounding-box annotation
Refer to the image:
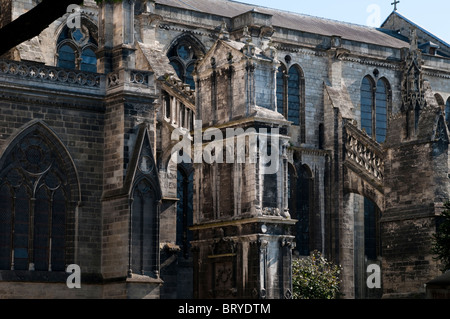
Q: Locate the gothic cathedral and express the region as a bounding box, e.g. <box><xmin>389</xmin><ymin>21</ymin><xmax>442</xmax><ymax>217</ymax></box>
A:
<box><xmin>0</xmin><ymin>0</ymin><xmax>449</xmax><ymax>299</ymax></box>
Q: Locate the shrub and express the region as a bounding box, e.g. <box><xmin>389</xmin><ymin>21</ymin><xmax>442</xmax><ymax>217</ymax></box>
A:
<box><xmin>432</xmin><ymin>202</ymin><xmax>450</xmax><ymax>273</ymax></box>
<box><xmin>292</xmin><ymin>250</ymin><xmax>342</xmax><ymax>299</ymax></box>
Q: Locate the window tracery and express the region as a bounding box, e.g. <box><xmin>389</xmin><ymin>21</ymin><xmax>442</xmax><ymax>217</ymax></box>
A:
<box><xmin>57</xmin><ymin>23</ymin><xmax>98</xmax><ymax>73</ymax></box>
<box><xmin>361</xmin><ymin>76</ymin><xmax>390</xmax><ymax>143</ymax></box>
<box><xmin>167</xmin><ymin>38</ymin><xmax>202</xmax><ymax>90</ymax></box>
<box><xmin>276</xmin><ymin>64</ymin><xmax>305</xmax><ymax>139</ymax></box>
<box><xmin>0</xmin><ymin>129</ymin><xmax>73</xmax><ymax>272</ymax></box>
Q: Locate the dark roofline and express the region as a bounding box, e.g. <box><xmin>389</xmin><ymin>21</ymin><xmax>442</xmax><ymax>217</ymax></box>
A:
<box><xmin>381</xmin><ymin>11</ymin><xmax>450</xmax><ymax>49</ymax></box>
<box><xmin>156</xmin><ymin>0</ymin><xmax>408</xmax><ymax>49</ymax></box>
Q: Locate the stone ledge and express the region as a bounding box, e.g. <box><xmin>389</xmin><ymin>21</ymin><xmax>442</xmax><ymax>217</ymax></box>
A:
<box><xmin>126</xmin><ymin>274</ymin><xmax>164</xmax><ymax>284</ymax></box>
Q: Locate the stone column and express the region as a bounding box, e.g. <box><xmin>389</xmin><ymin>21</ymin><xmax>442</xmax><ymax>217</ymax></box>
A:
<box><xmin>97</xmin><ymin>0</ymin><xmax>136</xmax><ymax>74</ymax></box>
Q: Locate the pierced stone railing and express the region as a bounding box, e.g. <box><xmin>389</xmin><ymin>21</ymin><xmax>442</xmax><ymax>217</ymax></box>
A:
<box><xmin>0</xmin><ymin>60</ymin><xmax>102</xmax><ymax>88</ymax></box>
<box><xmin>344</xmin><ymin>121</ymin><xmax>384</xmax><ymax>182</ymax></box>
<box><xmin>106</xmin><ymin>68</ymin><xmax>157</xmax><ymax>96</ymax></box>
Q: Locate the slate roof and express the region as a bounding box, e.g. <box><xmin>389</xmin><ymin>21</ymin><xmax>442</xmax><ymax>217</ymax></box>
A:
<box><xmin>381</xmin><ymin>11</ymin><xmax>450</xmax><ymax>57</ymax></box>
<box><xmin>382</xmin><ymin>11</ymin><xmax>450</xmax><ymax>49</ymax></box>
<box><xmin>155</xmin><ymin>0</ymin><xmax>409</xmax><ymax>48</ymax></box>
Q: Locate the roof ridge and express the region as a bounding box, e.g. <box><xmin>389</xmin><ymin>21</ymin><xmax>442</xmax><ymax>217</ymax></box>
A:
<box><xmin>386</xmin><ymin>11</ymin><xmax>450</xmax><ymax>49</ymax></box>
<box><xmin>228</xmin><ymin>0</ymin><xmax>380</xmax><ymax>30</ymax></box>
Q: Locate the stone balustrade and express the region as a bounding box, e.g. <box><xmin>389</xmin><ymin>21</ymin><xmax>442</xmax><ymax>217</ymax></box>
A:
<box><xmin>344</xmin><ymin>121</ymin><xmax>385</xmax><ymax>182</ymax></box>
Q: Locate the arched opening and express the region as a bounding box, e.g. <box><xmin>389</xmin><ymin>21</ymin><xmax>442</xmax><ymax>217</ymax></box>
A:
<box><xmin>276</xmin><ymin>64</ymin><xmax>287</xmax><ymax>115</ymax></box>
<box><xmin>287</xmin><ymin>65</ymin><xmax>302</xmax><ymax>126</ymax></box>
<box><xmin>375</xmin><ymin>78</ymin><xmax>389</xmax><ymax>143</ymax></box>
<box><xmin>167</xmin><ymin>34</ymin><xmax>205</xmax><ymax>91</ymax></box>
<box><xmin>289</xmin><ymin>163</ymin><xmax>314</xmax><ymax>257</ymax></box>
<box><xmin>56</xmin><ymin>18</ymin><xmax>98</xmax><ymax>72</ymax></box>
<box><xmin>361</xmin><ymin>76</ymin><xmax>375</xmax><ymax>138</ymax></box>
<box><xmin>361</xmin><ymin>76</ymin><xmax>391</xmax><ymax>143</ymax></box>
<box><xmin>0</xmin><ymin>122</ymin><xmax>79</xmax><ymax>272</ymax></box>
<box><xmin>130</xmin><ymin>178</ymin><xmax>158</xmax><ymax>277</ymax></box>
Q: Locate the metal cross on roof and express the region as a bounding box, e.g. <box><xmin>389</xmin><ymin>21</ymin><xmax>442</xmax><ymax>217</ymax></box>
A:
<box><xmin>391</xmin><ymin>0</ymin><xmax>400</xmax><ymax>11</ymax></box>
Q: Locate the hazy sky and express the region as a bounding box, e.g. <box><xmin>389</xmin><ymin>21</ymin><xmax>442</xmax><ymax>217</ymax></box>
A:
<box><xmin>239</xmin><ymin>0</ymin><xmax>450</xmax><ymax>44</ymax></box>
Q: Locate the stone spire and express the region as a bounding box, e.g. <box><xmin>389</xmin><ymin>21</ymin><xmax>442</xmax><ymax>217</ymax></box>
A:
<box><xmin>400</xmin><ymin>29</ymin><xmax>426</xmax><ymax>137</ymax></box>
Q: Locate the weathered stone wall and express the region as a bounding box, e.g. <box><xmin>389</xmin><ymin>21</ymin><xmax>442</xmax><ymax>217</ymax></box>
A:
<box><xmin>3</xmin><ymin>0</ymin><xmax>450</xmax><ymax>300</ymax></box>
<box><xmin>382</xmin><ymin>107</ymin><xmax>448</xmax><ymax>297</ymax></box>
<box><xmin>0</xmin><ymin>62</ymin><xmax>105</xmax><ymax>296</ymax></box>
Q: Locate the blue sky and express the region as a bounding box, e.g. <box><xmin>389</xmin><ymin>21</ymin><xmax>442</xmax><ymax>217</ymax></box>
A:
<box><xmin>240</xmin><ymin>0</ymin><xmax>450</xmax><ymax>44</ymax></box>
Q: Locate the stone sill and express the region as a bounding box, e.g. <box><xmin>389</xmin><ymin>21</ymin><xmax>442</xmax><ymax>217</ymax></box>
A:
<box><xmin>126</xmin><ymin>274</ymin><xmax>164</xmax><ymax>285</ymax></box>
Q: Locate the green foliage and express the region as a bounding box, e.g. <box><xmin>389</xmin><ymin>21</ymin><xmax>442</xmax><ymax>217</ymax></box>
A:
<box><xmin>292</xmin><ymin>250</ymin><xmax>342</xmax><ymax>299</ymax></box>
<box><xmin>432</xmin><ymin>202</ymin><xmax>450</xmax><ymax>273</ymax></box>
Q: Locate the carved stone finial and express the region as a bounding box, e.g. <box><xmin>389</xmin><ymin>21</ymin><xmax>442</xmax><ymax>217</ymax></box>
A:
<box><xmin>401</xmin><ymin>28</ymin><xmax>425</xmax><ymax>113</ymax></box>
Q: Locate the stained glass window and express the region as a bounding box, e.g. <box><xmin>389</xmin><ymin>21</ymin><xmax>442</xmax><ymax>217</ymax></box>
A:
<box><xmin>361</xmin><ymin>76</ymin><xmax>390</xmax><ymax>143</ymax></box>
<box><xmin>131</xmin><ymin>179</ymin><xmax>157</xmax><ymax>276</ymax></box>
<box><xmin>81</xmin><ymin>48</ymin><xmax>97</xmax><ymax>73</ymax></box>
<box><xmin>0</xmin><ymin>127</ymin><xmax>73</xmax><ymax>272</ymax></box>
<box><xmin>375</xmin><ymin>79</ymin><xmax>388</xmax><ymax>143</ymax></box>
<box><xmin>276</xmin><ymin>65</ymin><xmax>304</xmax><ymax>130</ymax></box>
<box><xmin>361</xmin><ymin>76</ymin><xmax>374</xmax><ymax>137</ymax></box>
<box><xmin>276</xmin><ymin>66</ymin><xmax>286</xmax><ymax>115</ymax></box>
<box><xmin>57</xmin><ymin>24</ymin><xmax>97</xmax><ymax>72</ymax></box>
<box><xmin>288</xmin><ymin>67</ymin><xmax>301</xmax><ymax>126</ymax></box>
<box><xmin>289</xmin><ymin>164</ymin><xmax>314</xmax><ymax>257</ymax></box>
<box><xmin>57</xmin><ymin>44</ymin><xmax>76</xmax><ymax>70</ymax></box>
<box><xmin>168</xmin><ymin>39</ymin><xmax>200</xmax><ymax>91</ymax></box>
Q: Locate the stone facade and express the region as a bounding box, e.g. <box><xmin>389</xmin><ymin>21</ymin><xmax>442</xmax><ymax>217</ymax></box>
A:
<box><xmin>0</xmin><ymin>0</ymin><xmax>450</xmax><ymax>299</ymax></box>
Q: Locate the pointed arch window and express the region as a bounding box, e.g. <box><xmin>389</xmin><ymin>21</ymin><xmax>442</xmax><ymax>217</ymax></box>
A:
<box><xmin>276</xmin><ymin>64</ymin><xmax>305</xmax><ymax>140</ymax></box>
<box><xmin>128</xmin><ymin>126</ymin><xmax>162</xmax><ymax>279</ymax></box>
<box><xmin>361</xmin><ymin>76</ymin><xmax>375</xmax><ymax>138</ymax></box>
<box><xmin>0</xmin><ymin>123</ymin><xmax>78</xmax><ymax>272</ymax></box>
<box><xmin>131</xmin><ymin>178</ymin><xmax>158</xmax><ymax>277</ymax></box>
<box><xmin>361</xmin><ymin>76</ymin><xmax>391</xmax><ymax>143</ymax></box>
<box><xmin>288</xmin><ymin>66</ymin><xmax>301</xmax><ymax>126</ymax></box>
<box><xmin>57</xmin><ymin>23</ymin><xmax>98</xmax><ymax>72</ymax></box>
<box><xmin>168</xmin><ymin>38</ymin><xmax>203</xmax><ymax>91</ymax></box>
<box><xmin>288</xmin><ymin>163</ymin><xmax>315</xmax><ymax>257</ymax></box>
<box><xmin>276</xmin><ymin>65</ymin><xmax>287</xmax><ymax>115</ymax></box>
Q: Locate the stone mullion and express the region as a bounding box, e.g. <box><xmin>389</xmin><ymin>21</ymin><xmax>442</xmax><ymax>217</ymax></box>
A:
<box><xmin>140</xmin><ymin>194</ymin><xmax>144</xmax><ymax>275</ymax></box>
<box><xmin>48</xmin><ymin>193</ymin><xmax>53</xmax><ymax>271</ymax></box>
<box><xmin>10</xmin><ymin>193</ymin><xmax>16</xmax><ymax>270</ymax></box>
<box><xmin>28</xmin><ymin>197</ymin><xmax>35</xmax><ymax>271</ymax></box>
<box><xmin>127</xmin><ymin>197</ymin><xmax>134</xmax><ymax>277</ymax></box>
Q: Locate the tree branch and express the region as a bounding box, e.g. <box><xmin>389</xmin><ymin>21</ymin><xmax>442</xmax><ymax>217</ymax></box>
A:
<box><xmin>0</xmin><ymin>0</ymin><xmax>83</xmax><ymax>57</ymax></box>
